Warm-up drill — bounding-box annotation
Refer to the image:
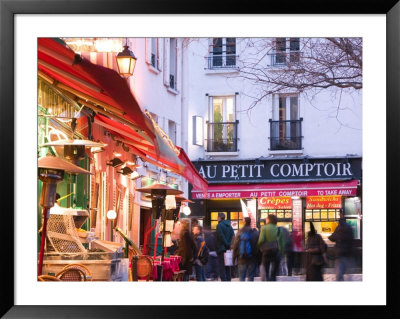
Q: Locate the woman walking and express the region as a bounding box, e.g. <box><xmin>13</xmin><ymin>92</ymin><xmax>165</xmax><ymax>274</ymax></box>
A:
<box><xmin>176</xmin><ymin>220</ymin><xmax>196</xmax><ymax>281</ymax></box>
<box><xmin>305</xmin><ymin>222</ymin><xmax>327</xmax><ymax>281</ymax></box>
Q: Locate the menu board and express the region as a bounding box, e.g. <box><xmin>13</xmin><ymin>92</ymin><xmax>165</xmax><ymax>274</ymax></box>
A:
<box><xmin>306</xmin><ymin>196</ymin><xmax>342</xmax><ymax>209</ymax></box>
<box><xmin>292</xmin><ymin>199</ymin><xmax>302</xmax><ymax>232</ymax></box>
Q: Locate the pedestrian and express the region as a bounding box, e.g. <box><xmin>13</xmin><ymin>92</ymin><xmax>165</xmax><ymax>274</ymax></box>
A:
<box><xmin>215</xmin><ymin>212</ymin><xmax>235</xmax><ymax>281</ymax></box>
<box><xmin>280</xmin><ymin>226</ymin><xmax>294</xmax><ymax>276</ymax></box>
<box><xmin>192</xmin><ymin>225</ymin><xmax>207</xmax><ymax>281</ymax></box>
<box><xmin>305</xmin><ymin>222</ymin><xmax>327</xmax><ymax>281</ymax></box>
<box><xmin>204</xmin><ymin>227</ymin><xmax>219</xmax><ymax>280</ymax></box>
<box><xmin>175</xmin><ymin>220</ymin><xmax>196</xmax><ymax>281</ymax></box>
<box><xmin>328</xmin><ymin>210</ymin><xmax>354</xmax><ymax>281</ymax></box>
<box><xmin>232</xmin><ymin>217</ymin><xmax>259</xmax><ymax>281</ymax></box>
<box><xmin>257</xmin><ymin>214</ymin><xmax>285</xmax><ymax>281</ymax></box>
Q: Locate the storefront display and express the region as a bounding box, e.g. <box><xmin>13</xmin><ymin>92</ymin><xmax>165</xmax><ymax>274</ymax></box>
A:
<box><xmin>190</xmin><ymin>157</ymin><xmax>362</xmax><ymax>247</ymax></box>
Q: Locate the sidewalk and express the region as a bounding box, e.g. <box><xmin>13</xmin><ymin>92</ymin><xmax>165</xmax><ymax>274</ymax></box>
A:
<box><xmin>229</xmin><ymin>274</ymin><xmax>362</xmax><ymax>281</ymax></box>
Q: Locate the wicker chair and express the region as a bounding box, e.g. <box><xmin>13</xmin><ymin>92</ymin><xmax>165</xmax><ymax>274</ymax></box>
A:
<box><xmin>38</xmin><ymin>275</ymin><xmax>61</xmax><ymax>281</ymax></box>
<box><xmin>61</xmin><ymin>263</ymin><xmax>93</xmax><ymax>281</ymax></box>
<box><xmin>56</xmin><ymin>267</ymin><xmax>86</xmax><ymax>281</ymax></box>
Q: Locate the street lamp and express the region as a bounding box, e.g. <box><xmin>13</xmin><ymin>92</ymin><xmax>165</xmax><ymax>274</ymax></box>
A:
<box><xmin>116</xmin><ymin>39</ymin><xmax>137</xmax><ymax>78</ymax></box>
<box><xmin>107</xmin><ymin>209</ymin><xmax>117</xmax><ymax>241</ymax></box>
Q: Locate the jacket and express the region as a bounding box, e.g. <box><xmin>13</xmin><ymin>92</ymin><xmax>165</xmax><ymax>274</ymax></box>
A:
<box><xmin>257</xmin><ymin>224</ymin><xmax>286</xmax><ymax>256</ymax></box>
<box><xmin>328</xmin><ymin>219</ymin><xmax>354</xmax><ymax>256</ymax></box>
<box><xmin>232</xmin><ymin>225</ymin><xmax>259</xmax><ymax>263</ymax></box>
<box><xmin>194</xmin><ymin>234</ymin><xmax>205</xmax><ymax>258</ymax></box>
<box><xmin>176</xmin><ymin>229</ymin><xmax>196</xmax><ymax>266</ymax></box>
<box><xmin>216</xmin><ymin>220</ymin><xmax>235</xmax><ymax>253</ymax></box>
<box><xmin>204</xmin><ymin>230</ymin><xmax>217</xmax><ymax>252</ymax></box>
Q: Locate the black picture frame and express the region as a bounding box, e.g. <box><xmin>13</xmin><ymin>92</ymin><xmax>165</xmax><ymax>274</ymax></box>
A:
<box><xmin>1</xmin><ymin>0</ymin><xmax>398</xmax><ymax>317</ymax></box>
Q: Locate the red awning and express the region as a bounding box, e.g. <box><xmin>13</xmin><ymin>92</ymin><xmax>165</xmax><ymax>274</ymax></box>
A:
<box><xmin>191</xmin><ymin>180</ymin><xmax>358</xmax><ymax>199</ymax></box>
<box><xmin>38</xmin><ymin>38</ymin><xmax>156</xmax><ymax>142</ymax></box>
<box><xmin>38</xmin><ymin>38</ymin><xmax>206</xmax><ymax>190</ymax></box>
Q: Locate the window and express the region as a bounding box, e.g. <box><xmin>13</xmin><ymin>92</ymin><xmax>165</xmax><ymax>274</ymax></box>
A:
<box><xmin>146</xmin><ymin>38</ymin><xmax>161</xmax><ymax>72</ymax></box>
<box><xmin>168</xmin><ymin>120</ymin><xmax>176</xmax><ymax>145</ymax></box>
<box><xmin>209</xmin><ymin>211</ymin><xmax>243</xmax><ymax>233</ymax></box>
<box><xmin>207</xmin><ymin>96</ymin><xmax>238</xmax><ymax>152</ymax></box>
<box><xmin>169</xmin><ymin>38</ymin><xmax>177</xmax><ymax>89</ymax></box>
<box><xmin>270</xmin><ymin>95</ymin><xmax>302</xmax><ymax>150</ymax></box>
<box><xmin>208</xmin><ymin>38</ymin><xmax>237</xmax><ymax>69</ymax></box>
<box><xmin>150</xmin><ymin>38</ymin><xmax>158</xmax><ymax>68</ymax></box>
<box><xmin>259</xmin><ymin>209</ymin><xmax>293</xmax><ymax>231</ymax></box>
<box><xmin>271</xmin><ymin>37</ymin><xmax>300</xmax><ymax>66</ymax></box>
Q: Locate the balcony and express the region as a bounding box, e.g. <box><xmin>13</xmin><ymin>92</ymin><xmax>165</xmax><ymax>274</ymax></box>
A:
<box><xmin>206</xmin><ymin>121</ymin><xmax>238</xmax><ymax>152</ymax></box>
<box><xmin>207</xmin><ymin>53</ymin><xmax>238</xmax><ymax>69</ymax></box>
<box><xmin>269</xmin><ymin>119</ymin><xmax>303</xmax><ymax>151</ymax></box>
<box><xmin>269</xmin><ymin>51</ymin><xmax>302</xmax><ymax>66</ymax></box>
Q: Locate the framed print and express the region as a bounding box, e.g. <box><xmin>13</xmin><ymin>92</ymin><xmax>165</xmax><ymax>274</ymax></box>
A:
<box><xmin>1</xmin><ymin>0</ymin><xmax>399</xmax><ymax>317</ymax></box>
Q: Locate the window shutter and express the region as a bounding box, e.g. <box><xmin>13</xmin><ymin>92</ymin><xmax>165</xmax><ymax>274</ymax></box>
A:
<box><xmin>163</xmin><ymin>38</ymin><xmax>170</xmax><ymax>86</ymax></box>
<box><xmin>175</xmin><ymin>39</ymin><xmax>181</xmax><ymax>91</ymax></box>
<box><xmin>145</xmin><ymin>38</ymin><xmax>152</xmax><ymax>64</ymax></box>
<box><xmin>157</xmin><ymin>38</ymin><xmax>162</xmax><ymax>71</ymax></box>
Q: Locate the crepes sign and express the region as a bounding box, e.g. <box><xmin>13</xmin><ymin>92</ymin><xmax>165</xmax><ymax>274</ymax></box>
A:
<box><xmin>258</xmin><ymin>197</ymin><xmax>292</xmax><ymax>209</ymax></box>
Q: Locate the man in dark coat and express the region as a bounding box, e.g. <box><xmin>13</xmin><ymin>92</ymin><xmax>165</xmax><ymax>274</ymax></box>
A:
<box><xmin>328</xmin><ymin>210</ymin><xmax>354</xmax><ymax>281</ymax></box>
<box><xmin>215</xmin><ymin>213</ymin><xmax>235</xmax><ymax>281</ymax></box>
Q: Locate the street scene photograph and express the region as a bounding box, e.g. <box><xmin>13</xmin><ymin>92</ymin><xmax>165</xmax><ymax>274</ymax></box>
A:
<box><xmin>37</xmin><ymin>36</ymin><xmax>362</xmax><ymax>283</ymax></box>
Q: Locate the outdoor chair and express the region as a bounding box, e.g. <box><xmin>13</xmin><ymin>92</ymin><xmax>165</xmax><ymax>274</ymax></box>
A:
<box><xmin>56</xmin><ymin>267</ymin><xmax>87</xmax><ymax>281</ymax></box>
<box><xmin>61</xmin><ymin>263</ymin><xmax>93</xmax><ymax>281</ymax></box>
<box><xmin>38</xmin><ymin>275</ymin><xmax>61</xmax><ymax>281</ymax></box>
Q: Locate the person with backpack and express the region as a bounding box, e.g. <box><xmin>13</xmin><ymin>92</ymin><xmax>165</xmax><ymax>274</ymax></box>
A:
<box><xmin>216</xmin><ymin>213</ymin><xmax>235</xmax><ymax>281</ymax></box>
<box><xmin>232</xmin><ymin>217</ymin><xmax>259</xmax><ymax>281</ymax></box>
<box><xmin>257</xmin><ymin>214</ymin><xmax>285</xmax><ymax>281</ymax></box>
<box><xmin>193</xmin><ymin>225</ymin><xmax>208</xmax><ymax>281</ymax></box>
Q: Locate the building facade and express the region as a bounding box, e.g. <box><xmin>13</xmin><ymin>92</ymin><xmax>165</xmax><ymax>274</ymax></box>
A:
<box><xmin>183</xmin><ymin>38</ymin><xmax>362</xmax><ymax>249</ymax></box>
<box><xmin>52</xmin><ymin>37</ymin><xmax>189</xmax><ymax>254</ymax></box>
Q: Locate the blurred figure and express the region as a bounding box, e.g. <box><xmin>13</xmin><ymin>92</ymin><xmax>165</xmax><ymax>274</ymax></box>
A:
<box><xmin>193</xmin><ymin>225</ymin><xmax>207</xmax><ymax>281</ymax></box>
<box><xmin>232</xmin><ymin>217</ymin><xmax>259</xmax><ymax>281</ymax></box>
<box><xmin>176</xmin><ymin>220</ymin><xmax>196</xmax><ymax>281</ymax></box>
<box><xmin>257</xmin><ymin>214</ymin><xmax>285</xmax><ymax>281</ymax></box>
<box><xmin>329</xmin><ymin>210</ymin><xmax>354</xmax><ymax>281</ymax></box>
<box><xmin>216</xmin><ymin>212</ymin><xmax>235</xmax><ymax>281</ymax></box>
<box><xmin>291</xmin><ymin>229</ymin><xmax>304</xmax><ymax>275</ymax></box>
<box><xmin>204</xmin><ymin>227</ymin><xmax>219</xmax><ymax>280</ymax></box>
<box><xmin>305</xmin><ymin>222</ymin><xmax>327</xmax><ymax>281</ymax></box>
<box><xmin>280</xmin><ymin>226</ymin><xmax>294</xmax><ymax>276</ymax></box>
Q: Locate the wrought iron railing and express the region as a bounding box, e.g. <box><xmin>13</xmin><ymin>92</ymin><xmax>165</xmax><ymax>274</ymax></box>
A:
<box><xmin>207</xmin><ymin>53</ymin><xmax>238</xmax><ymax>69</ymax></box>
<box><xmin>269</xmin><ymin>119</ymin><xmax>303</xmax><ymax>150</ymax></box>
<box><xmin>269</xmin><ymin>51</ymin><xmax>302</xmax><ymax>66</ymax></box>
<box><xmin>206</xmin><ymin>121</ymin><xmax>238</xmax><ymax>152</ymax></box>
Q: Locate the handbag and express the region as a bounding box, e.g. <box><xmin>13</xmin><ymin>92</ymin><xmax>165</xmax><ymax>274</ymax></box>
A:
<box><xmin>311</xmin><ymin>254</ymin><xmax>325</xmax><ymax>266</ymax></box>
<box><xmin>260</xmin><ymin>227</ymin><xmax>281</xmax><ymax>256</ymax></box>
<box><xmin>224</xmin><ymin>249</ymin><xmax>236</xmax><ymax>266</ymax></box>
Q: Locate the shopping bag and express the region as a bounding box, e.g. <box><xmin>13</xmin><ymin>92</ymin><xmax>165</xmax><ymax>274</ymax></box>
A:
<box><xmin>224</xmin><ymin>249</ymin><xmax>236</xmax><ymax>266</ymax></box>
